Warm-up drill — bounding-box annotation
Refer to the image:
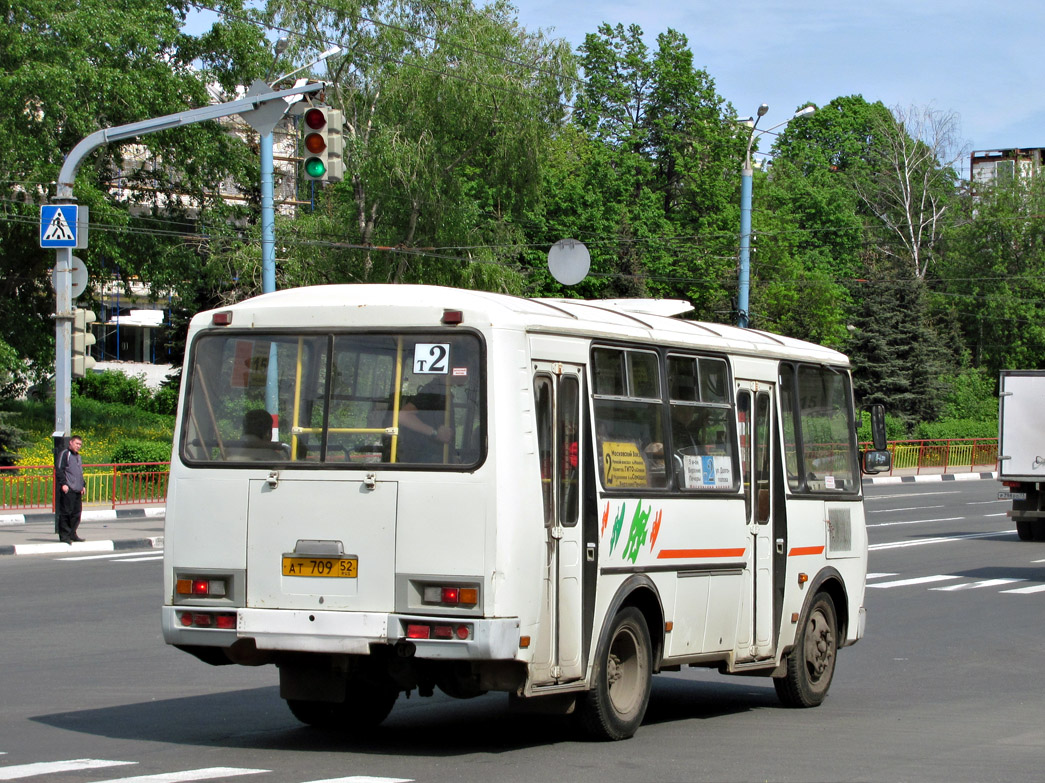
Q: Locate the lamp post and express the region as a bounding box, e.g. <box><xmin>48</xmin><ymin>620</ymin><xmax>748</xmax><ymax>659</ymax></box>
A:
<box><xmin>737</xmin><ymin>104</ymin><xmax>815</xmax><ymax>328</ymax></box>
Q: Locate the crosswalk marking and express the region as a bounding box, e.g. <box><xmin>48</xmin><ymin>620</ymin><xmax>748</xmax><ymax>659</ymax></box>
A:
<box><xmin>931</xmin><ymin>578</ymin><xmax>1026</xmax><ymax>591</ymax></box>
<box><xmin>1000</xmin><ymin>584</ymin><xmax>1045</xmax><ymax>595</ymax></box>
<box><xmin>93</xmin><ymin>767</ymin><xmax>267</xmax><ymax>782</ymax></box>
<box><xmin>867</xmin><ymin>575</ymin><xmax>960</xmax><ymax>589</ymax></box>
<box><xmin>0</xmin><ymin>759</ymin><xmax>136</xmax><ymax>780</ymax></box>
<box><xmin>60</xmin><ymin>551</ymin><xmax>164</xmax><ymax>562</ymax></box>
<box><xmin>307</xmin><ymin>778</ymin><xmax>414</xmax><ymax>783</ymax></box>
<box><xmin>866</xmin><ymin>572</ymin><xmax>898</xmax><ymax>580</ymax></box>
<box><xmin>869</xmin><ymin>530</ymin><xmax>1013</xmax><ymax>550</ymax></box>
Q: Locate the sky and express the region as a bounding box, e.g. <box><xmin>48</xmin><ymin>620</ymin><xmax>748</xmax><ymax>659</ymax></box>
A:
<box><xmin>186</xmin><ymin>0</ymin><xmax>1045</xmax><ymax>179</ymax></box>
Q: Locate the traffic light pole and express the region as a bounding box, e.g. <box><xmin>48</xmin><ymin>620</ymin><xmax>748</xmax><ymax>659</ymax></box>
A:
<box><xmin>48</xmin><ymin>80</ymin><xmax>326</xmax><ymax>446</ymax></box>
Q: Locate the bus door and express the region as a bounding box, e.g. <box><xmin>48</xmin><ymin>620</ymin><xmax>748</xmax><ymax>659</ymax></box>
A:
<box><xmin>736</xmin><ymin>384</ymin><xmax>776</xmax><ymax>661</ymax></box>
<box><xmin>533</xmin><ymin>363</ymin><xmax>584</xmax><ymax>683</ymax></box>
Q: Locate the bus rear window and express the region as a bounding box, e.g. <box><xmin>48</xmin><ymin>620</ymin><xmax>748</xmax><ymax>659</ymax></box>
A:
<box><xmin>180</xmin><ymin>332</ymin><xmax>484</xmax><ymax>468</ymax></box>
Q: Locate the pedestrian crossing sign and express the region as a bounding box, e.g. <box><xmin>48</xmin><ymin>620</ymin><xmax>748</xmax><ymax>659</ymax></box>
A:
<box><xmin>40</xmin><ymin>205</ymin><xmax>83</xmax><ymax>248</ymax></box>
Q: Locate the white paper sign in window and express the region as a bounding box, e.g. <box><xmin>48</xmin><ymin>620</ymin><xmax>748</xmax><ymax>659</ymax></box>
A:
<box><xmin>413</xmin><ymin>343</ymin><xmax>451</xmax><ymax>374</ymax></box>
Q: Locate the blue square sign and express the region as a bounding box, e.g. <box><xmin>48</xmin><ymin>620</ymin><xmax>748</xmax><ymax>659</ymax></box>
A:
<box><xmin>40</xmin><ymin>205</ymin><xmax>79</xmax><ymax>248</ymax></box>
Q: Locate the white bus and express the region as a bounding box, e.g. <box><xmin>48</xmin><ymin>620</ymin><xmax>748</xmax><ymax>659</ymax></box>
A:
<box><xmin>162</xmin><ymin>284</ymin><xmax>890</xmax><ymax>740</ymax></box>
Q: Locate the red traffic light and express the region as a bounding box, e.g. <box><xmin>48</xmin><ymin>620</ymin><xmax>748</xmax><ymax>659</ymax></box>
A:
<box><xmin>304</xmin><ymin>107</ymin><xmax>327</xmax><ymax>130</ymax></box>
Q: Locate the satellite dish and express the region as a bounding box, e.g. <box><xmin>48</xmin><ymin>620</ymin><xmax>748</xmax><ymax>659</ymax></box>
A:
<box><xmin>548</xmin><ymin>239</ymin><xmax>590</xmax><ymax>286</ymax></box>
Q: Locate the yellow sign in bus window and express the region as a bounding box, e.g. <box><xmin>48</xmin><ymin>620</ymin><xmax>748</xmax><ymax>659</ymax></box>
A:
<box><xmin>601</xmin><ymin>441</ymin><xmax>649</xmax><ymax>488</ymax></box>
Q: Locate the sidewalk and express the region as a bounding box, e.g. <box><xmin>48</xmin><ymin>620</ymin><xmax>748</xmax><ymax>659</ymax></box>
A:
<box><xmin>864</xmin><ymin>468</ymin><xmax>998</xmax><ymax>485</ymax></box>
<box><xmin>0</xmin><ymin>505</ymin><xmax>164</xmax><ymax>556</ymax></box>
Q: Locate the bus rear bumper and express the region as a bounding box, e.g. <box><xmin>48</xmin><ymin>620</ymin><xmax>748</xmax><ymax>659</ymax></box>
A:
<box><xmin>162</xmin><ymin>606</ymin><xmax>521</xmax><ymax>660</ymax></box>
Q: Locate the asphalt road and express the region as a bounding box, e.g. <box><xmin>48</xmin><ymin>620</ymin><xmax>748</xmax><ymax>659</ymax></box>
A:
<box><xmin>1</xmin><ymin>479</ymin><xmax>1043</xmax><ymax>782</ymax></box>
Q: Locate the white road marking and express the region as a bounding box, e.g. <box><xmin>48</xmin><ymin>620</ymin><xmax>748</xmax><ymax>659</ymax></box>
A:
<box><xmin>60</xmin><ymin>551</ymin><xmax>163</xmax><ymax>562</ymax></box>
<box><xmin>966</xmin><ymin>499</ymin><xmax>1008</xmax><ymax>505</ymax></box>
<box><xmin>868</xmin><ymin>505</ymin><xmax>944</xmax><ymax>513</ymax></box>
<box><xmin>93</xmin><ymin>768</ymin><xmax>267</xmax><ymax>782</ymax></box>
<box><xmin>931</xmin><ymin>579</ymin><xmax>1026</xmax><ymax>591</ymax></box>
<box><xmin>306</xmin><ymin>778</ymin><xmax>414</xmax><ymax>783</ymax></box>
<box><xmin>864</xmin><ymin>491</ymin><xmax>961</xmax><ymax>500</ymax></box>
<box><xmin>116</xmin><ymin>555</ymin><xmax>164</xmax><ymax>563</ymax></box>
<box><xmin>867</xmin><ymin>575</ymin><xmax>961</xmax><ymax>589</ymax></box>
<box><xmin>0</xmin><ymin>759</ymin><xmax>136</xmax><ymax>780</ymax></box>
<box><xmin>865</xmin><ymin>573</ymin><xmax>898</xmax><ymax>580</ymax></box>
<box><xmin>867</xmin><ymin>516</ymin><xmax>964</xmax><ymax>528</ymax></box>
<box><xmin>1000</xmin><ymin>584</ymin><xmax>1045</xmax><ymax>595</ymax></box>
<box><xmin>869</xmin><ymin>530</ymin><xmax>1015</xmax><ymax>550</ymax></box>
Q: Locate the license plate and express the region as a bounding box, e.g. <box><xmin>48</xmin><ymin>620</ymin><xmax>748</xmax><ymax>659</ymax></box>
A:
<box><xmin>282</xmin><ymin>556</ymin><xmax>358</xmax><ymax>578</ymax></box>
<box><xmin>999</xmin><ymin>492</ymin><xmax>1026</xmax><ymax>501</ymax></box>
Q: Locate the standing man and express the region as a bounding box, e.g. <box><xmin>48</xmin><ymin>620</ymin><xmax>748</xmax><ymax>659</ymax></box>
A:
<box><xmin>56</xmin><ymin>435</ymin><xmax>86</xmax><ymax>544</ymax></box>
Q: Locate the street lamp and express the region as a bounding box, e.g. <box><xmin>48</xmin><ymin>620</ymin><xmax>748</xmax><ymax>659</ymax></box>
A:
<box><xmin>737</xmin><ymin>104</ymin><xmax>815</xmax><ymax>328</ymax></box>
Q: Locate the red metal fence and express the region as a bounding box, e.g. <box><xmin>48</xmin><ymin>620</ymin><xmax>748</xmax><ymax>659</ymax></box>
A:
<box><xmin>0</xmin><ymin>462</ymin><xmax>169</xmax><ymax>512</ymax></box>
<box><xmin>0</xmin><ymin>438</ymin><xmax>1002</xmax><ymax>512</ymax></box>
<box><xmin>860</xmin><ymin>438</ymin><xmax>999</xmax><ymax>476</ymax></box>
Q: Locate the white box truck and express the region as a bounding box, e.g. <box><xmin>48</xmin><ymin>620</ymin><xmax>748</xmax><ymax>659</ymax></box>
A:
<box><xmin>998</xmin><ymin>370</ymin><xmax>1045</xmax><ymax>541</ymax></box>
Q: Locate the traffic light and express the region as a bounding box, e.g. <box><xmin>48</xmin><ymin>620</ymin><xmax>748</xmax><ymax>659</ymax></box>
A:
<box><xmin>301</xmin><ymin>106</ymin><xmax>344</xmax><ymax>183</ymax></box>
<box><xmin>71</xmin><ymin>308</ymin><xmax>97</xmax><ymax>378</ymax></box>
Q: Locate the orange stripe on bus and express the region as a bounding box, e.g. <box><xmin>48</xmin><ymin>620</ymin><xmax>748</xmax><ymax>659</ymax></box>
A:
<box><xmin>657</xmin><ymin>548</ymin><xmax>746</xmax><ymax>560</ymax></box>
<box><xmin>788</xmin><ymin>546</ymin><xmax>825</xmax><ymax>556</ymax></box>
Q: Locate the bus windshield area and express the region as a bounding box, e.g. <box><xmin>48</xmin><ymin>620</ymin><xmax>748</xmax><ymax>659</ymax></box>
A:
<box><xmin>180</xmin><ymin>331</ymin><xmax>483</xmax><ymax>468</ymax></box>
<box><xmin>779</xmin><ymin>363</ymin><xmax>858</xmax><ymax>493</ymax></box>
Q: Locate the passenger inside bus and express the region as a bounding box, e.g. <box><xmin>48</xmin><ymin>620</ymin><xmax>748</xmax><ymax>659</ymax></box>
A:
<box><xmin>396</xmin><ymin>352</ymin><xmax>478</xmax><ymax>464</ymax></box>
<box><xmin>227</xmin><ymin>409</ymin><xmax>285</xmax><ymax>461</ymax></box>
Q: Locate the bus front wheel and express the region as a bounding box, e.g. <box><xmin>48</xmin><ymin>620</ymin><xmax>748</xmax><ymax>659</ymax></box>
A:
<box><xmin>287</xmin><ymin>676</ymin><xmax>398</xmax><ymax>731</ymax></box>
<box><xmin>774</xmin><ymin>592</ymin><xmax>837</xmax><ymax>708</ymax></box>
<box><xmin>580</xmin><ymin>606</ymin><xmax>652</xmax><ymax>741</ymax></box>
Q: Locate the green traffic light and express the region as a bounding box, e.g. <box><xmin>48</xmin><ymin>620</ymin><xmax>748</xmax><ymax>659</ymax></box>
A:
<box><xmin>304</xmin><ymin>157</ymin><xmax>327</xmax><ymax>178</ymax></box>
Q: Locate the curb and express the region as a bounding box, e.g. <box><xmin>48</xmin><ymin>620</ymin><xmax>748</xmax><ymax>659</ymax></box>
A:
<box><xmin>0</xmin><ymin>535</ymin><xmax>164</xmax><ymax>557</ymax></box>
<box><xmin>0</xmin><ymin>506</ymin><xmax>166</xmax><ymax>527</ymax></box>
<box><xmin>865</xmin><ymin>471</ymin><xmax>997</xmax><ymax>485</ymax></box>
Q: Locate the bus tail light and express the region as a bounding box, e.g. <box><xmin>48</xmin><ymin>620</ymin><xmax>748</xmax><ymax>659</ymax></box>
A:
<box><xmin>176</xmin><ymin>577</ymin><xmax>228</xmax><ymax>598</ymax></box>
<box><xmin>176</xmin><ymin>611</ymin><xmax>236</xmax><ymax>630</ymax></box>
<box><xmin>422</xmin><ymin>583</ymin><xmax>479</xmax><ymax>607</ymax></box>
<box><xmin>405</xmin><ymin>622</ymin><xmax>472</xmax><ymax>640</ymax></box>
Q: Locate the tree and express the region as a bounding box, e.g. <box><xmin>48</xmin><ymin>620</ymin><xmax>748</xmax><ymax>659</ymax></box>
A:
<box><xmin>936</xmin><ymin>174</ymin><xmax>1045</xmax><ymax>375</ymax></box>
<box><xmin>0</xmin><ymin>0</ymin><xmax>270</xmax><ymax>375</ymax></box>
<box><xmin>267</xmin><ymin>0</ymin><xmax>575</xmax><ymax>289</ymax></box>
<box><xmin>859</xmin><ymin>105</ymin><xmax>964</xmax><ymax>280</ymax></box>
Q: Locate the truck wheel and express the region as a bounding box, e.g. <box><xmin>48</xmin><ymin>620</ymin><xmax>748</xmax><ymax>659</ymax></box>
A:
<box><xmin>580</xmin><ymin>606</ymin><xmax>652</xmax><ymax>741</ymax></box>
<box><xmin>1016</xmin><ymin>520</ymin><xmax>1034</xmax><ymax>541</ymax></box>
<box><xmin>1034</xmin><ymin>521</ymin><xmax>1045</xmax><ymax>542</ymax></box>
<box><xmin>287</xmin><ymin>676</ymin><xmax>398</xmax><ymax>730</ymax></box>
<box><xmin>774</xmin><ymin>592</ymin><xmax>837</xmax><ymax>708</ymax></box>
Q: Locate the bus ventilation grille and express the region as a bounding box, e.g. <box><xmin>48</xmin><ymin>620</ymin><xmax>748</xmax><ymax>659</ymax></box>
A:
<box><xmin>827</xmin><ymin>508</ymin><xmax>852</xmax><ymax>554</ymax></box>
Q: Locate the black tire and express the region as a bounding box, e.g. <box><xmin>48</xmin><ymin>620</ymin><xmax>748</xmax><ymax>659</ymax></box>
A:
<box><xmin>287</xmin><ymin>676</ymin><xmax>398</xmax><ymax>731</ymax></box>
<box><xmin>580</xmin><ymin>606</ymin><xmax>653</xmax><ymax>741</ymax></box>
<box><xmin>774</xmin><ymin>592</ymin><xmax>838</xmax><ymax>708</ymax></box>
<box><xmin>1033</xmin><ymin>520</ymin><xmax>1045</xmax><ymax>542</ymax></box>
<box><xmin>1016</xmin><ymin>519</ymin><xmax>1034</xmax><ymax>541</ymax></box>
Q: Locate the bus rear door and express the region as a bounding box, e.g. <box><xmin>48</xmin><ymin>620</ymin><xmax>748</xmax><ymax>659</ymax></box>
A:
<box><xmin>736</xmin><ymin>384</ymin><xmax>776</xmax><ymax>662</ymax></box>
<box><xmin>533</xmin><ymin>363</ymin><xmax>584</xmax><ymax>683</ymax></box>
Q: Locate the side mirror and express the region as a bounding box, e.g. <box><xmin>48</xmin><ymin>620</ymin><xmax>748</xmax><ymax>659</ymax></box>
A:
<box><xmin>861</xmin><ymin>448</ymin><xmax>892</xmax><ymax>475</ymax></box>
<box><xmin>869</xmin><ymin>404</ymin><xmax>887</xmax><ymax>451</ymax></box>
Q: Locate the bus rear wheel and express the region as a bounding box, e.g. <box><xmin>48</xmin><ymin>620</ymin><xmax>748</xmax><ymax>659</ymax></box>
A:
<box><xmin>287</xmin><ymin>676</ymin><xmax>398</xmax><ymax>731</ymax></box>
<box><xmin>774</xmin><ymin>592</ymin><xmax>837</xmax><ymax>708</ymax></box>
<box><xmin>580</xmin><ymin>606</ymin><xmax>652</xmax><ymax>741</ymax></box>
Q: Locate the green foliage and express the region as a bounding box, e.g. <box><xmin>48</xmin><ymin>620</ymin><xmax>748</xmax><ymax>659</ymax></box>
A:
<box><xmin>110</xmin><ymin>438</ymin><xmax>173</xmax><ymax>468</ymax></box>
<box><xmin>938</xmin><ymin>367</ymin><xmax>997</xmax><ymax>422</ymax></box>
<box><xmin>0</xmin><ymin>0</ymin><xmax>268</xmax><ymax>377</ymax></box>
<box><xmin>0</xmin><ymin>411</ymin><xmax>30</xmax><ymax>467</ymax></box>
<box><xmin>911</xmin><ymin>418</ymin><xmax>998</xmax><ymax>440</ymax></box>
<box><xmin>74</xmin><ymin>370</ymin><xmax>152</xmax><ymax>406</ymax></box>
